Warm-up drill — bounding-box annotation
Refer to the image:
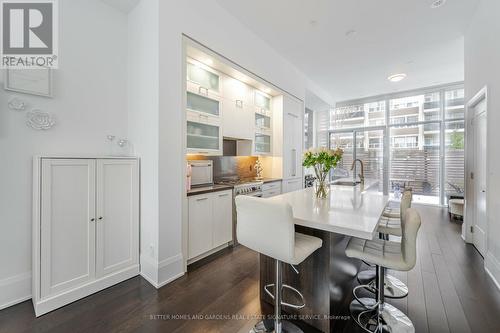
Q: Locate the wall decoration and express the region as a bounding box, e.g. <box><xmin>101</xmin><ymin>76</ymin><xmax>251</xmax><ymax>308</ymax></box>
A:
<box><xmin>26</xmin><ymin>109</ymin><xmax>55</xmax><ymax>130</ymax></box>
<box><xmin>7</xmin><ymin>97</ymin><xmax>27</xmax><ymax>111</ymax></box>
<box><xmin>4</xmin><ymin>67</ymin><xmax>52</xmax><ymax>97</ymax></box>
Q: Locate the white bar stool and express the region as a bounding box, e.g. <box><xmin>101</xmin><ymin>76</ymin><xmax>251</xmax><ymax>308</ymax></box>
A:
<box><xmin>346</xmin><ymin>208</ymin><xmax>421</xmax><ymax>333</ymax></box>
<box><xmin>235</xmin><ymin>196</ymin><xmax>323</xmax><ymax>333</ymax></box>
<box><xmin>357</xmin><ymin>189</ymin><xmax>413</xmax><ymax>299</ymax></box>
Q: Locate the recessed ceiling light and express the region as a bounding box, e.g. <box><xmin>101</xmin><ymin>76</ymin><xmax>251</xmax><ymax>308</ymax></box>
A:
<box><xmin>263</xmin><ymin>87</ymin><xmax>271</xmax><ymax>93</ymax></box>
<box><xmin>345</xmin><ymin>29</ymin><xmax>357</xmax><ymax>38</ymax></box>
<box><xmin>388</xmin><ymin>73</ymin><xmax>407</xmax><ymax>82</ymax></box>
<box><xmin>204</xmin><ymin>58</ymin><xmax>214</xmax><ymax>65</ymax></box>
<box><xmin>430</xmin><ymin>0</ymin><xmax>446</xmax><ymax>8</ymax></box>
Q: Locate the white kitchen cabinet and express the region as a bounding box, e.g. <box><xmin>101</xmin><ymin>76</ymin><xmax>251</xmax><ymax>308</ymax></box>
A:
<box><xmin>283</xmin><ymin>95</ymin><xmax>304</xmax><ymax>180</ymax></box>
<box><xmin>33</xmin><ymin>157</ymin><xmax>139</xmax><ymax>317</ymax></box>
<box><xmin>188</xmin><ymin>189</ymin><xmax>233</xmax><ymax>262</ymax></box>
<box><xmin>262</xmin><ymin>181</ymin><xmax>282</xmax><ymax>198</ymax></box>
<box><xmin>254</xmin><ymin>132</ymin><xmax>272</xmax><ymax>155</ymax></box>
<box><xmin>95</xmin><ymin>159</ymin><xmax>139</xmax><ymax>278</ymax></box>
<box><xmin>39</xmin><ymin>159</ymin><xmax>96</xmax><ymax>299</ymax></box>
<box><xmin>188</xmin><ymin>194</ymin><xmax>213</xmax><ymax>259</ymax></box>
<box><xmin>187</xmin><ymin>61</ymin><xmax>220</xmax><ymax>96</ymax></box>
<box><xmin>186</xmin><ymin>91</ymin><xmax>221</xmax><ymax>121</ymax></box>
<box><xmin>222</xmin><ymin>101</ymin><xmax>254</xmax><ymax>140</ymax></box>
<box><xmin>282</xmin><ymin>178</ymin><xmax>303</xmax><ymax>193</ymax></box>
<box><xmin>212</xmin><ymin>191</ymin><xmax>233</xmax><ymax>247</ymax></box>
<box><xmin>186</xmin><ymin>119</ymin><xmax>223</xmax><ymax>155</ymax></box>
<box><xmin>221</xmin><ymin>75</ymin><xmax>254</xmax><ymax>140</ymax></box>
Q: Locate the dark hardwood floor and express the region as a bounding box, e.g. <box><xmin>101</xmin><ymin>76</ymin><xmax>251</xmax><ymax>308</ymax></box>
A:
<box><xmin>1</xmin><ymin>204</ymin><xmax>500</xmax><ymax>333</ymax></box>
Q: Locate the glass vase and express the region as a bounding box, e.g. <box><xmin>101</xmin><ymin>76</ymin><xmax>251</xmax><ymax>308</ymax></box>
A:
<box><xmin>314</xmin><ymin>177</ymin><xmax>329</xmax><ymax>199</ymax></box>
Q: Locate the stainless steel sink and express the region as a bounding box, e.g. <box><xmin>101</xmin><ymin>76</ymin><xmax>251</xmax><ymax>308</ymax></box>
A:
<box><xmin>332</xmin><ymin>180</ymin><xmax>361</xmax><ymax>186</ymax></box>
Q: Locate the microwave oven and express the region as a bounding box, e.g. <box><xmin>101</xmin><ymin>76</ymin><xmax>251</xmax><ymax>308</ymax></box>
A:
<box><xmin>188</xmin><ymin>160</ymin><xmax>213</xmax><ymax>187</ymax></box>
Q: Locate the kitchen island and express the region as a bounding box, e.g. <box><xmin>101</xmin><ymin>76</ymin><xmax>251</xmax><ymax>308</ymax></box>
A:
<box><xmin>260</xmin><ymin>181</ymin><xmax>388</xmax><ymax>332</ymax></box>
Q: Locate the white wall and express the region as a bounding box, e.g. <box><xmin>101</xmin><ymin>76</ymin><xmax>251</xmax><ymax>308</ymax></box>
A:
<box><xmin>127</xmin><ymin>0</ymin><xmax>162</xmax><ymax>285</ymax></box>
<box><xmin>151</xmin><ymin>0</ymin><xmax>334</xmax><ymax>285</ymax></box>
<box><xmin>465</xmin><ymin>0</ymin><xmax>500</xmax><ymax>288</ymax></box>
<box><xmin>0</xmin><ymin>0</ymin><xmax>128</xmax><ymax>309</ymax></box>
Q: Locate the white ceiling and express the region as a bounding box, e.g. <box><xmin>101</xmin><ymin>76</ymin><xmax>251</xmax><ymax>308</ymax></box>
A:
<box><xmin>216</xmin><ymin>0</ymin><xmax>479</xmax><ymax>103</ymax></box>
<box><xmin>101</xmin><ymin>0</ymin><xmax>139</xmax><ymax>13</ymax></box>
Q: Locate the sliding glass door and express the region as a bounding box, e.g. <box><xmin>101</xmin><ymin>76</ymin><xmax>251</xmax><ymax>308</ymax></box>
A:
<box><xmin>327</xmin><ymin>84</ymin><xmax>465</xmax><ymax>206</ymax></box>
<box><xmin>329</xmin><ymin>128</ymin><xmax>386</xmax><ymax>193</ymax></box>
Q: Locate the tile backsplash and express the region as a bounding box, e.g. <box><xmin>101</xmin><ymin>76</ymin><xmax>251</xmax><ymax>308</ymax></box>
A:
<box><xmin>187</xmin><ymin>155</ymin><xmax>258</xmax><ymax>180</ymax></box>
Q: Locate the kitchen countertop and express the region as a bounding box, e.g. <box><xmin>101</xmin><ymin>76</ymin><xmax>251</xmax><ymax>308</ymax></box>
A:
<box><xmin>260</xmin><ymin>178</ymin><xmax>282</xmax><ymax>183</ymax></box>
<box><xmin>269</xmin><ymin>179</ymin><xmax>388</xmax><ymax>239</ymax></box>
<box><xmin>187</xmin><ymin>184</ymin><xmax>233</xmax><ymax>196</ymax></box>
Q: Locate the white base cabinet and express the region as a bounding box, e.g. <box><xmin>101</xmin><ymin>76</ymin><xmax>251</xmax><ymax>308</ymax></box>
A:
<box><xmin>33</xmin><ymin>157</ymin><xmax>139</xmax><ymax>317</ymax></box>
<box><xmin>188</xmin><ymin>190</ymin><xmax>232</xmax><ymax>262</ymax></box>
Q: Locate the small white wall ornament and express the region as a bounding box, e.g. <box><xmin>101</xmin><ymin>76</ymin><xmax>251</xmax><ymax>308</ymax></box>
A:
<box><xmin>8</xmin><ymin>97</ymin><xmax>27</xmax><ymax>111</ymax></box>
<box><xmin>26</xmin><ymin>109</ymin><xmax>55</xmax><ymax>130</ymax></box>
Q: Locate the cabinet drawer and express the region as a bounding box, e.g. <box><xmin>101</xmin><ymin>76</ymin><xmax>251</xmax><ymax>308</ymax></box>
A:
<box><xmin>262</xmin><ymin>181</ymin><xmax>281</xmax><ymax>192</ymax></box>
<box><xmin>262</xmin><ymin>189</ymin><xmax>281</xmax><ymax>198</ymax></box>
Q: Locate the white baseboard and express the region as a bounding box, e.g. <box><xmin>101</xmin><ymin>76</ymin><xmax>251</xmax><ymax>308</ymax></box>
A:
<box><xmin>140</xmin><ymin>253</ymin><xmax>184</xmax><ymax>289</ymax></box>
<box><xmin>0</xmin><ymin>272</ymin><xmax>32</xmax><ymax>310</ymax></box>
<box><xmin>485</xmin><ymin>252</ymin><xmax>500</xmax><ymax>291</ymax></box>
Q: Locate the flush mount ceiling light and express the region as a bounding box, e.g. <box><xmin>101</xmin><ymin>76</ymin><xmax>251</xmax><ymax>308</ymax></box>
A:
<box><xmin>430</xmin><ymin>0</ymin><xmax>446</xmax><ymax>8</ymax></box>
<box><xmin>345</xmin><ymin>29</ymin><xmax>357</xmax><ymax>38</ymax></box>
<box><xmin>387</xmin><ymin>73</ymin><xmax>407</xmax><ymax>82</ymax></box>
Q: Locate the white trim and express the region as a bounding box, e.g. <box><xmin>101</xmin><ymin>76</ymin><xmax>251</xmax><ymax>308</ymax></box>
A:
<box><xmin>33</xmin><ymin>266</ymin><xmax>139</xmax><ymax>316</ymax></box>
<box><xmin>464</xmin><ymin>86</ymin><xmax>488</xmax><ymax>245</ymax></box>
<box><xmin>485</xmin><ymin>252</ymin><xmax>500</xmax><ymax>291</ymax></box>
<box><xmin>0</xmin><ymin>272</ymin><xmax>32</xmax><ymax>310</ymax></box>
<box><xmin>139</xmin><ymin>253</ymin><xmax>185</xmax><ymax>289</ymax></box>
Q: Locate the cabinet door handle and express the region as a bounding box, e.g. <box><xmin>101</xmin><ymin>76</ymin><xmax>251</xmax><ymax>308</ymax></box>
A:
<box><xmin>235</xmin><ymin>100</ymin><xmax>243</xmax><ymax>108</ymax></box>
<box><xmin>197</xmin><ymin>197</ymin><xmax>209</xmax><ymax>201</ymax></box>
<box><xmin>90</xmin><ymin>218</ymin><xmax>95</xmax><ymax>222</ymax></box>
<box><xmin>291</xmin><ymin>149</ymin><xmax>297</xmax><ymax>177</ymax></box>
<box><xmin>198</xmin><ymin>86</ymin><xmax>208</xmax><ymax>96</ymax></box>
<box><xmin>98</xmin><ymin>216</ymin><xmax>103</xmax><ymax>220</ymax></box>
<box><xmin>218</xmin><ymin>193</ymin><xmax>229</xmax><ymax>197</ymax></box>
<box><xmin>287</xmin><ymin>112</ymin><xmax>299</xmax><ymax>118</ymax></box>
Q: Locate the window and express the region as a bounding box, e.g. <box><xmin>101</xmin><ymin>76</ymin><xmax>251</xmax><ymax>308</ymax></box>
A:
<box><xmin>329</xmin><ymin>84</ymin><xmax>464</xmax><ymax>206</ymax></box>
<box><xmin>304</xmin><ymin>108</ymin><xmax>314</xmax><ymax>149</ymax></box>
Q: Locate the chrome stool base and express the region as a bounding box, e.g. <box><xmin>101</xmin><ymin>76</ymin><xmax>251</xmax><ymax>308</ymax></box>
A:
<box><xmin>357</xmin><ymin>269</ymin><xmax>409</xmax><ymax>299</ymax></box>
<box><xmin>251</xmin><ymin>319</ymin><xmax>304</xmax><ymax>333</ymax></box>
<box><xmin>350</xmin><ymin>298</ymin><xmax>414</xmax><ymax>333</ymax></box>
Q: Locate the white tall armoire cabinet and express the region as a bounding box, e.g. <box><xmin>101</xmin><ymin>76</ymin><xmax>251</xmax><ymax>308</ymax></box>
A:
<box><xmin>32</xmin><ymin>157</ymin><xmax>139</xmax><ymax>316</ymax></box>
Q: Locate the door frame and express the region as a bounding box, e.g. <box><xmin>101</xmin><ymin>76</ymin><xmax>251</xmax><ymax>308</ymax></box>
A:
<box><xmin>464</xmin><ymin>86</ymin><xmax>488</xmax><ymax>247</ymax></box>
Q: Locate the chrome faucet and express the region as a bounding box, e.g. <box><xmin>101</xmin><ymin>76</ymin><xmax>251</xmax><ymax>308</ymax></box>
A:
<box><xmin>351</xmin><ymin>159</ymin><xmax>365</xmax><ymax>183</ymax></box>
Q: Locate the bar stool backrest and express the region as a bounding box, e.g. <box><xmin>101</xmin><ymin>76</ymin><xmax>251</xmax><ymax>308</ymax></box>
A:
<box><xmin>400</xmin><ymin>208</ymin><xmax>422</xmax><ymax>271</ymax></box>
<box><xmin>235</xmin><ymin>196</ymin><xmax>295</xmax><ymax>264</ymax></box>
<box><xmin>400</xmin><ymin>189</ymin><xmax>413</xmax><ymax>220</ymax></box>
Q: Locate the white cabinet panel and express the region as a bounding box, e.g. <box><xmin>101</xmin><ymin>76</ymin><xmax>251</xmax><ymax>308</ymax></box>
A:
<box><xmin>222</xmin><ymin>103</ymin><xmax>254</xmax><ymax>140</ymax></box>
<box><xmin>40</xmin><ymin>159</ymin><xmax>96</xmax><ymax>298</ymax></box>
<box><xmin>96</xmin><ymin>159</ymin><xmax>139</xmax><ymax>278</ymax></box>
<box><xmin>188</xmin><ymin>194</ymin><xmax>213</xmax><ymax>259</ymax></box>
<box><xmin>212</xmin><ymin>191</ymin><xmax>233</xmax><ymax>247</ymax></box>
<box><xmin>282</xmin><ymin>178</ymin><xmax>303</xmax><ymax>193</ymax></box>
<box><xmin>283</xmin><ymin>96</ymin><xmax>304</xmax><ymax>180</ymax></box>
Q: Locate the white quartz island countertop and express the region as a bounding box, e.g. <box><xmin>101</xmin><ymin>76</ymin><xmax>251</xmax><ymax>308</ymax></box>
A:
<box><xmin>270</xmin><ymin>180</ymin><xmax>389</xmax><ymax>240</ymax></box>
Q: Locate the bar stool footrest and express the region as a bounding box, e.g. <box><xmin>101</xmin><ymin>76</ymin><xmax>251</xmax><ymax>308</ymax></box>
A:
<box><xmin>264</xmin><ymin>283</ymin><xmax>306</xmax><ymax>309</ymax></box>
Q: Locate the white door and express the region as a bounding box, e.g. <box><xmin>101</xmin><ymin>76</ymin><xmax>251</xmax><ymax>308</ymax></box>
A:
<box><xmin>212</xmin><ymin>191</ymin><xmax>233</xmax><ymax>247</ymax></box>
<box><xmin>95</xmin><ymin>159</ymin><xmax>139</xmax><ymax>278</ymax></box>
<box><xmin>40</xmin><ymin>159</ymin><xmax>96</xmax><ymax>298</ymax></box>
<box><xmin>188</xmin><ymin>194</ymin><xmax>213</xmax><ymax>259</ymax></box>
<box><xmin>472</xmin><ymin>100</ymin><xmax>487</xmax><ymax>256</ymax></box>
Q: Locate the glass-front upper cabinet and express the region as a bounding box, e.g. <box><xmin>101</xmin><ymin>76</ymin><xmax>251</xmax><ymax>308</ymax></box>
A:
<box><xmin>187</xmin><ymin>121</ymin><xmax>222</xmax><ymax>155</ymax></box>
<box><xmin>255</xmin><ymin>113</ymin><xmax>271</xmax><ymax>131</ymax></box>
<box><xmin>186</xmin><ymin>91</ymin><xmax>220</xmax><ymax>119</ymax></box>
<box><xmin>254</xmin><ymin>133</ymin><xmax>271</xmax><ymax>155</ymax></box>
<box><xmin>255</xmin><ymin>91</ymin><xmax>271</xmax><ymax>113</ymax></box>
<box><xmin>187</xmin><ymin>62</ymin><xmax>220</xmax><ymax>96</ymax></box>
